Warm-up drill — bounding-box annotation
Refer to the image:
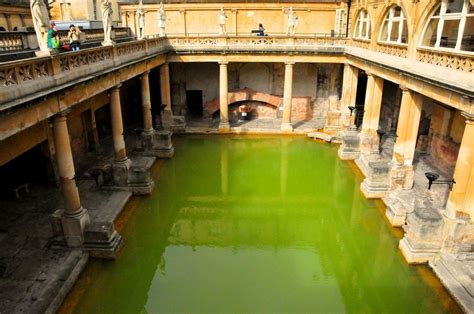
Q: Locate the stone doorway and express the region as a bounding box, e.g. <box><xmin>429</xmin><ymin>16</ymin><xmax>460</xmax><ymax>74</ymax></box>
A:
<box><xmin>186</xmin><ymin>90</ymin><xmax>203</xmax><ymax>118</ymax></box>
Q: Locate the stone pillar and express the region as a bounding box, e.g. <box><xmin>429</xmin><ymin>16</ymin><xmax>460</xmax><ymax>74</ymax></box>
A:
<box><xmin>52</xmin><ymin>113</ymin><xmax>89</xmax><ymax>247</ymax></box>
<box><xmin>110</xmin><ymin>85</ymin><xmax>132</xmax><ymax>186</ymax></box>
<box><xmin>446</xmin><ymin>113</ymin><xmax>474</xmax><ymax>218</ymax></box>
<box><xmin>281</xmin><ymin>62</ymin><xmax>294</xmax><ymax>132</ymax></box>
<box><xmin>137</xmin><ymin>71</ymin><xmax>175</xmax><ymax>159</ymax></box>
<box><xmin>390</xmin><ymin>88</ymin><xmax>422</xmax><ymax>190</ymax></box>
<box><xmin>219</xmin><ymin>61</ymin><xmax>230</xmax><ymax>131</ymax></box>
<box><xmin>160</xmin><ymin>63</ymin><xmax>173</xmax><ymax>129</ymax></box>
<box><xmin>359</xmin><ymin>73</ymin><xmax>383</xmax><ymax>155</ymax></box>
<box><xmin>337</xmin><ymin>65</ymin><xmax>360</xmax><ymax>160</ymax></box>
<box><xmin>141</xmin><ymin>71</ymin><xmax>153</xmax><ymax>131</ymax></box>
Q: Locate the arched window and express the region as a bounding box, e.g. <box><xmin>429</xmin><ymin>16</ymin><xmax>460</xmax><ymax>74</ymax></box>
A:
<box><xmin>354</xmin><ymin>10</ymin><xmax>371</xmax><ymax>40</ymax></box>
<box><xmin>379</xmin><ymin>6</ymin><xmax>408</xmax><ymax>44</ymax></box>
<box><xmin>421</xmin><ymin>0</ymin><xmax>473</xmax><ymax>52</ymax></box>
<box><xmin>0</xmin><ymin>26</ymin><xmax>6</xmax><ymax>32</ymax></box>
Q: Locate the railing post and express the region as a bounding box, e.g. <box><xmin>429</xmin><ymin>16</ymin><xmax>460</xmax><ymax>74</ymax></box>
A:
<box><xmin>51</xmin><ymin>57</ymin><xmax>62</xmax><ymax>76</ymax></box>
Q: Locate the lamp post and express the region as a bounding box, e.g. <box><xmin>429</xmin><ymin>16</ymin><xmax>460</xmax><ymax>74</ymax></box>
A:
<box><xmin>425</xmin><ymin>172</ymin><xmax>456</xmax><ymax>190</ymax></box>
<box><xmin>376</xmin><ymin>129</ymin><xmax>385</xmax><ymax>155</ymax></box>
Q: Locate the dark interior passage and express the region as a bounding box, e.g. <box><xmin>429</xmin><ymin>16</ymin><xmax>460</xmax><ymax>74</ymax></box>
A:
<box><xmin>186</xmin><ymin>90</ymin><xmax>203</xmax><ymax>118</ymax></box>
<box><xmin>355</xmin><ymin>74</ymin><xmax>368</xmax><ymax>128</ymax></box>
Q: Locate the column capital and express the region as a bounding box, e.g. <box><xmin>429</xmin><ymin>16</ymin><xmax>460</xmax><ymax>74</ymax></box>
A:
<box><xmin>399</xmin><ymin>85</ymin><xmax>410</xmax><ymax>93</ymax></box>
<box><xmin>285</xmin><ymin>61</ymin><xmax>295</xmax><ymax>66</ymax></box>
<box><xmin>111</xmin><ymin>84</ymin><xmax>122</xmax><ymax>91</ymax></box>
<box><xmin>141</xmin><ymin>70</ymin><xmax>150</xmax><ymax>77</ymax></box>
<box><xmin>218</xmin><ymin>60</ymin><xmax>228</xmax><ymax>65</ymax></box>
<box><xmin>365</xmin><ymin>70</ymin><xmax>373</xmax><ymax>77</ymax></box>
<box><xmin>53</xmin><ymin>109</ymin><xmax>72</xmax><ymax>120</ymax></box>
<box><xmin>461</xmin><ymin>111</ymin><xmax>474</xmax><ymax>123</ymax></box>
<box><xmin>344</xmin><ymin>62</ymin><xmax>351</xmax><ymax>68</ymax></box>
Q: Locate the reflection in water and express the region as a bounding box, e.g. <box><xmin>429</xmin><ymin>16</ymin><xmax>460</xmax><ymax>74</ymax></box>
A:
<box><xmin>62</xmin><ymin>136</ymin><xmax>460</xmax><ymax>313</ymax></box>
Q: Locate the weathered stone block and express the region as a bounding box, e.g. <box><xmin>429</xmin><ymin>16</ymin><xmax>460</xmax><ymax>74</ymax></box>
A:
<box><xmin>399</xmin><ymin>192</ymin><xmax>444</xmax><ymax>264</ymax></box>
<box><xmin>361</xmin><ymin>159</ymin><xmax>390</xmax><ymax>199</ymax></box>
<box><xmin>390</xmin><ymin>164</ymin><xmax>414</xmax><ymax>190</ymax></box>
<box><xmin>60</xmin><ymin>207</ymin><xmax>90</xmax><ymax>248</ymax></box>
<box><xmin>337</xmin><ymin>128</ymin><xmax>360</xmax><ymax>160</ymax></box>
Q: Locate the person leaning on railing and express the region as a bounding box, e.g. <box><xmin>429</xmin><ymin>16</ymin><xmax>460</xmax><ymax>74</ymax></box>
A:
<box><xmin>67</xmin><ymin>24</ymin><xmax>82</xmax><ymax>51</ymax></box>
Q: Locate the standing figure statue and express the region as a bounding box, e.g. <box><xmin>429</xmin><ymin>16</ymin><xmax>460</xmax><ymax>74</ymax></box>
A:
<box><xmin>137</xmin><ymin>0</ymin><xmax>145</xmax><ymax>39</ymax></box>
<box><xmin>30</xmin><ymin>0</ymin><xmax>50</xmax><ymax>54</ymax></box>
<box><xmin>157</xmin><ymin>2</ymin><xmax>166</xmax><ymax>37</ymax></box>
<box><xmin>287</xmin><ymin>7</ymin><xmax>298</xmax><ymax>36</ymax></box>
<box><xmin>217</xmin><ymin>8</ymin><xmax>227</xmax><ymax>35</ymax></box>
<box><xmin>102</xmin><ymin>0</ymin><xmax>115</xmax><ymax>46</ymax></box>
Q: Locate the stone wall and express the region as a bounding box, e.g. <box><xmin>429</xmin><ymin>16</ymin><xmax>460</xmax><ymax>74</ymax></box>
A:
<box><xmin>170</xmin><ymin>62</ymin><xmax>340</xmax><ymax>122</ymax></box>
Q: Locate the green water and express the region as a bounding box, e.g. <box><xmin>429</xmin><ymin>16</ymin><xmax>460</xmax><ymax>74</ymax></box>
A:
<box><xmin>63</xmin><ymin>135</ymin><xmax>459</xmax><ymax>313</ymax></box>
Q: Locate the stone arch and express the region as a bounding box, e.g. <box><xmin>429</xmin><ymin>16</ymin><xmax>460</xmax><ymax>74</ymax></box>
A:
<box><xmin>374</xmin><ymin>3</ymin><xmax>412</xmax><ymax>44</ymax></box>
<box><xmin>238</xmin><ymin>63</ymin><xmax>271</xmax><ymax>94</ymax></box>
<box><xmin>203</xmin><ymin>88</ymin><xmax>282</xmax><ymax>116</ymax></box>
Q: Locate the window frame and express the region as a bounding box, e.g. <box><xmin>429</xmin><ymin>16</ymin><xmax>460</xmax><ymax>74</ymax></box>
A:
<box><xmin>353</xmin><ymin>9</ymin><xmax>371</xmax><ymax>40</ymax></box>
<box><xmin>419</xmin><ymin>0</ymin><xmax>474</xmax><ymax>53</ymax></box>
<box><xmin>378</xmin><ymin>5</ymin><xmax>408</xmax><ymax>45</ymax></box>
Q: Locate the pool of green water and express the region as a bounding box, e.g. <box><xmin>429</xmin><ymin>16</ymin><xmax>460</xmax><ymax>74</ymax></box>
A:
<box><xmin>62</xmin><ymin>135</ymin><xmax>460</xmax><ymax>313</ymax></box>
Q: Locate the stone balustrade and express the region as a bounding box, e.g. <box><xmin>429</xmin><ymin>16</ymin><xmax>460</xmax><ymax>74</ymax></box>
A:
<box><xmin>417</xmin><ymin>47</ymin><xmax>474</xmax><ymax>73</ymax></box>
<box><xmin>376</xmin><ymin>42</ymin><xmax>408</xmax><ymax>58</ymax></box>
<box><xmin>0</xmin><ymin>31</ymin><xmax>34</xmax><ymax>52</ymax></box>
<box><xmin>1</xmin><ymin>35</ymin><xmax>473</xmax><ymax>113</ymax></box>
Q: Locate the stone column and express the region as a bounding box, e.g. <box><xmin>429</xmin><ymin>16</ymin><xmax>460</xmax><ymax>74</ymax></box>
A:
<box><xmin>141</xmin><ymin>71</ymin><xmax>153</xmax><ymax>131</ymax></box>
<box><xmin>281</xmin><ymin>62</ymin><xmax>294</xmax><ymax>132</ymax></box>
<box><xmin>390</xmin><ymin>88</ymin><xmax>422</xmax><ymax>190</ymax></box>
<box><xmin>110</xmin><ymin>85</ymin><xmax>132</xmax><ymax>186</ymax></box>
<box><xmin>160</xmin><ymin>63</ymin><xmax>173</xmax><ymax>129</ymax></box>
<box><xmin>219</xmin><ymin>61</ymin><xmax>230</xmax><ymax>131</ymax></box>
<box><xmin>446</xmin><ymin>113</ymin><xmax>474</xmax><ymax>218</ymax></box>
<box><xmin>52</xmin><ymin>112</ymin><xmax>89</xmax><ymax>247</ymax></box>
<box><xmin>359</xmin><ymin>73</ymin><xmax>383</xmax><ymax>155</ymax></box>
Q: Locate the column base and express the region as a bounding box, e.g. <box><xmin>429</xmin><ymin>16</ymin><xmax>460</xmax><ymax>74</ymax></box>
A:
<box><xmin>359</xmin><ymin>131</ymin><xmax>378</xmax><ymax>155</ymax></box>
<box><xmin>337</xmin><ymin>128</ymin><xmax>360</xmax><ymax>160</ymax></box>
<box><xmin>383</xmin><ymin>193</ymin><xmax>408</xmax><ymax>227</ymax></box>
<box><xmin>50</xmin><ymin>207</ymin><xmax>90</xmax><ymax>248</ymax></box>
<box><xmin>107</xmin><ymin>157</ymin><xmax>155</xmax><ymax>195</ymax></box>
<box><xmin>135</xmin><ymin>129</ymin><xmax>175</xmax><ymax>159</ymax></box>
<box><xmin>355</xmin><ymin>153</ymin><xmax>379</xmax><ymax>177</ymax></box>
<box><xmin>390</xmin><ymin>163</ymin><xmax>414</xmax><ymax>190</ymax></box>
<box><xmin>360</xmin><ymin>159</ymin><xmax>390</xmax><ymax>199</ymax></box>
<box><xmin>281</xmin><ymin>122</ymin><xmax>293</xmax><ymax>132</ymax></box>
<box><xmin>219</xmin><ymin>121</ymin><xmax>230</xmax><ymax>132</ymax></box>
<box><xmin>399</xmin><ymin>193</ymin><xmax>444</xmax><ymax>264</ymax></box>
<box><xmin>399</xmin><ymin>237</ymin><xmax>441</xmax><ymax>264</ymax></box>
<box><xmin>84</xmin><ymin>222</ymin><xmax>123</xmax><ymax>259</ymax></box>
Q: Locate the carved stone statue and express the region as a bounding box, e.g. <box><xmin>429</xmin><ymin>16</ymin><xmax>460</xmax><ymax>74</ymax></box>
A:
<box><xmin>287</xmin><ymin>6</ymin><xmax>298</xmax><ymax>36</ymax></box>
<box><xmin>217</xmin><ymin>8</ymin><xmax>227</xmax><ymax>35</ymax></box>
<box><xmin>137</xmin><ymin>0</ymin><xmax>145</xmax><ymax>39</ymax></box>
<box><xmin>102</xmin><ymin>0</ymin><xmax>114</xmax><ymax>46</ymax></box>
<box><xmin>30</xmin><ymin>0</ymin><xmax>50</xmax><ymax>53</ymax></box>
<box><xmin>157</xmin><ymin>2</ymin><xmax>166</xmax><ymax>37</ymax></box>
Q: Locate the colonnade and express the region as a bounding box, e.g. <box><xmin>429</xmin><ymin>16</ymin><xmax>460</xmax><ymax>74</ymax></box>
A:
<box><xmin>339</xmin><ymin>64</ymin><xmax>474</xmax><ymax>219</ymax></box>
<box><xmin>217</xmin><ymin>60</ymin><xmax>295</xmax><ymax>131</ymax></box>
<box><xmin>49</xmin><ymin>62</ymin><xmax>172</xmax><ymax>247</ymax></box>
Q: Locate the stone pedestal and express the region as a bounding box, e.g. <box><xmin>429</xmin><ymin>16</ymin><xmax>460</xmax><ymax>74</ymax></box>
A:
<box><xmin>399</xmin><ymin>192</ymin><xmax>444</xmax><ymax>264</ymax></box>
<box><xmin>171</xmin><ymin>115</ymin><xmax>186</xmax><ymax>133</ymax></box>
<box><xmin>358</xmin><ymin>131</ymin><xmax>378</xmax><ymax>155</ymax></box>
<box><xmin>337</xmin><ymin>127</ymin><xmax>360</xmax><ymax>160</ymax></box>
<box><xmin>324</xmin><ymin>111</ymin><xmax>342</xmax><ymax>133</ymax></box>
<box><xmin>83</xmin><ymin>222</ymin><xmax>123</xmax><ymax>259</ymax></box>
<box><xmin>136</xmin><ymin>129</ymin><xmax>175</xmax><ymax>158</ymax></box>
<box><xmin>384</xmin><ymin>191</ymin><xmax>412</xmax><ymax>227</ymax></box>
<box><xmin>281</xmin><ymin>122</ymin><xmax>293</xmax><ymax>132</ymax></box>
<box><xmin>360</xmin><ymin>159</ymin><xmax>390</xmax><ymax>198</ymax></box>
<box><xmin>390</xmin><ymin>163</ymin><xmax>414</xmax><ymax>190</ymax></box>
<box><xmin>108</xmin><ymin>157</ymin><xmax>155</xmax><ymax>195</ymax></box>
<box><xmin>51</xmin><ymin>207</ymin><xmax>90</xmax><ymax>247</ymax></box>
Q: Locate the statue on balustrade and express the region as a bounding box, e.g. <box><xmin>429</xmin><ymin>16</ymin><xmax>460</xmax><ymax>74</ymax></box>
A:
<box><xmin>287</xmin><ymin>7</ymin><xmax>298</xmax><ymax>36</ymax></box>
<box><xmin>158</xmin><ymin>2</ymin><xmax>166</xmax><ymax>37</ymax></box>
<box><xmin>30</xmin><ymin>0</ymin><xmax>50</xmax><ymax>54</ymax></box>
<box><xmin>137</xmin><ymin>0</ymin><xmax>145</xmax><ymax>39</ymax></box>
<box><xmin>102</xmin><ymin>0</ymin><xmax>115</xmax><ymax>46</ymax></box>
<box><xmin>217</xmin><ymin>8</ymin><xmax>227</xmax><ymax>35</ymax></box>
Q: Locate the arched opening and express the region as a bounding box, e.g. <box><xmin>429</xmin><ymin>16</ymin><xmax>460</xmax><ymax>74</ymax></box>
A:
<box><xmin>420</xmin><ymin>0</ymin><xmax>474</xmax><ymax>52</ymax></box>
<box><xmin>378</xmin><ymin>5</ymin><xmax>409</xmax><ymax>44</ymax></box>
<box><xmin>0</xmin><ymin>26</ymin><xmax>6</xmax><ymax>32</ymax></box>
<box><xmin>353</xmin><ymin>9</ymin><xmax>371</xmax><ymax>40</ymax></box>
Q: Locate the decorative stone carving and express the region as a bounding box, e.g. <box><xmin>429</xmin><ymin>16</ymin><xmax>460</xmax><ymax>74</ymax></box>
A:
<box><xmin>137</xmin><ymin>0</ymin><xmax>145</xmax><ymax>39</ymax></box>
<box><xmin>101</xmin><ymin>0</ymin><xmax>115</xmax><ymax>46</ymax></box>
<box><xmin>30</xmin><ymin>0</ymin><xmax>50</xmax><ymax>54</ymax></box>
<box><xmin>217</xmin><ymin>8</ymin><xmax>227</xmax><ymax>35</ymax></box>
<box><xmin>158</xmin><ymin>2</ymin><xmax>166</xmax><ymax>37</ymax></box>
<box><xmin>287</xmin><ymin>7</ymin><xmax>298</xmax><ymax>36</ymax></box>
